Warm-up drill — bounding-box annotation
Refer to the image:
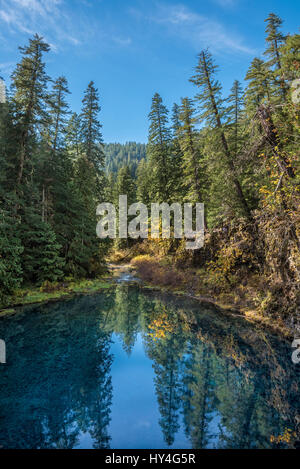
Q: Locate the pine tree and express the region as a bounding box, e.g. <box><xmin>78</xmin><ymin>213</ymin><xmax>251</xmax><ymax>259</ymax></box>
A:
<box><xmin>67</xmin><ymin>154</ymin><xmax>104</xmax><ymax>278</ymax></box>
<box><xmin>170</xmin><ymin>103</ymin><xmax>184</xmax><ymax>201</ymax></box>
<box><xmin>0</xmin><ymin>209</ymin><xmax>23</xmax><ymax>307</ymax></box>
<box><xmin>171</xmin><ymin>103</ymin><xmax>181</xmax><ymax>134</ymax></box>
<box><xmin>148</xmin><ymin>93</ymin><xmax>172</xmax><ymax>202</ymax></box>
<box><xmin>66</xmin><ymin>112</ymin><xmax>82</xmax><ymax>160</ymax></box>
<box><xmin>227</xmin><ymin>80</ymin><xmax>244</xmax><ymax>158</ymax></box>
<box><xmin>264</xmin><ymin>13</ymin><xmax>287</xmax><ymax>99</ymax></box>
<box><xmin>280</xmin><ymin>34</ymin><xmax>300</xmax><ymax>80</ymax></box>
<box><xmin>35</xmin><ymin>77</ymin><xmax>71</xmax><ymax>225</ymax></box>
<box><xmin>264</xmin><ymin>13</ymin><xmax>286</xmax><ymax>67</ymax></box>
<box><xmin>178</xmin><ymin>97</ymin><xmax>207</xmax><ymax>227</ymax></box>
<box><xmin>115</xmin><ymin>165</ymin><xmax>136</xmax><ymax>206</ymax></box>
<box><xmin>11</xmin><ymin>34</ymin><xmax>50</xmax><ymax>186</ymax></box>
<box><xmin>136</xmin><ymin>159</ymin><xmax>151</xmax><ymax>205</ymax></box>
<box><xmin>49</xmin><ymin>76</ymin><xmax>70</xmax><ymax>155</ymax></box>
<box><xmin>104</xmin><ymin>172</ymin><xmax>117</xmax><ymax>205</ymax></box>
<box><xmin>51</xmin><ymin>152</ymin><xmax>78</xmax><ymax>264</ymax></box>
<box><xmin>114</xmin><ymin>166</ymin><xmax>136</xmax><ymax>248</ymax></box>
<box><xmin>81</xmin><ymin>81</ymin><xmax>105</xmax><ymax>173</ymax></box>
<box><xmin>20</xmin><ymin>210</ymin><xmax>64</xmax><ymax>284</ymax></box>
<box><xmin>190</xmin><ymin>50</ymin><xmax>251</xmax><ymax>219</ymax></box>
<box><xmin>245</xmin><ymin>58</ymin><xmax>271</xmax><ymax>110</ymax></box>
<box><xmin>0</xmin><ymin>98</ymin><xmax>20</xmax><ymax>196</ymax></box>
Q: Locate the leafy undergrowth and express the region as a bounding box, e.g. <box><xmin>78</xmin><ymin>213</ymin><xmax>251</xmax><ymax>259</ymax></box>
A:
<box><xmin>131</xmin><ymin>255</ymin><xmax>185</xmax><ymax>288</ymax></box>
<box><xmin>107</xmin><ymin>248</ymin><xmax>135</xmax><ymax>264</ymax></box>
<box><xmin>0</xmin><ymin>278</ymin><xmax>113</xmax><ymax>313</ymax></box>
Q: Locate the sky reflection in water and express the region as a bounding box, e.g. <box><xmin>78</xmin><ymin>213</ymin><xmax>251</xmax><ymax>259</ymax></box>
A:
<box><xmin>0</xmin><ymin>284</ymin><xmax>299</xmax><ymax>449</ymax></box>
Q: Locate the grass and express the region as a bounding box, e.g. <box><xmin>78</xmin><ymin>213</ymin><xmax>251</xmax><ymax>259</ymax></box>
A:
<box><xmin>0</xmin><ymin>278</ymin><xmax>114</xmax><ymax>314</ymax></box>
<box><xmin>0</xmin><ymin>308</ymin><xmax>16</xmax><ymax>318</ymax></box>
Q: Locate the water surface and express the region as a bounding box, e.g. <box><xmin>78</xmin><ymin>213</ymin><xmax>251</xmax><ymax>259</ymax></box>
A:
<box><xmin>0</xmin><ymin>284</ymin><xmax>299</xmax><ymax>449</ymax></box>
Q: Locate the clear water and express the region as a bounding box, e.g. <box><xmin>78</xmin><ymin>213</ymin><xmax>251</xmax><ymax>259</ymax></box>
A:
<box><xmin>0</xmin><ymin>283</ymin><xmax>299</xmax><ymax>449</ymax></box>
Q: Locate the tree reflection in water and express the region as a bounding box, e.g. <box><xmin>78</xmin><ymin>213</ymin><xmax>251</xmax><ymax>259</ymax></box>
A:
<box><xmin>0</xmin><ymin>285</ymin><xmax>299</xmax><ymax>449</ymax></box>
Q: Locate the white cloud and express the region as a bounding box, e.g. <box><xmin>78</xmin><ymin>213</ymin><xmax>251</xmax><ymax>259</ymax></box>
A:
<box><xmin>0</xmin><ymin>0</ymin><xmax>133</xmax><ymax>53</ymax></box>
<box><xmin>0</xmin><ymin>7</ymin><xmax>34</xmax><ymax>34</ymax></box>
<box><xmin>0</xmin><ymin>0</ymin><xmax>82</xmax><ymax>50</ymax></box>
<box><xmin>11</xmin><ymin>0</ymin><xmax>61</xmax><ymax>16</ymax></box>
<box><xmin>144</xmin><ymin>3</ymin><xmax>254</xmax><ymax>55</ymax></box>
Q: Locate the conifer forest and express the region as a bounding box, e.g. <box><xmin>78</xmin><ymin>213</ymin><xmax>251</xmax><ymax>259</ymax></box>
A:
<box><xmin>0</xmin><ymin>5</ymin><xmax>300</xmax><ymax>451</ymax></box>
<box><xmin>1</xmin><ymin>13</ymin><xmax>299</xmax><ymax>329</ymax></box>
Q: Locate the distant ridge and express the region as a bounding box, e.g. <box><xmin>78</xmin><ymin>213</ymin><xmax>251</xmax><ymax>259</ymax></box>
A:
<box><xmin>104</xmin><ymin>142</ymin><xmax>146</xmax><ymax>176</ymax></box>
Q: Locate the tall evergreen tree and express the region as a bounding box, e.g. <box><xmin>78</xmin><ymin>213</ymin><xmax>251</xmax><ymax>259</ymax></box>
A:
<box><xmin>178</xmin><ymin>97</ymin><xmax>207</xmax><ymax>227</ymax></box>
<box><xmin>280</xmin><ymin>34</ymin><xmax>300</xmax><ymax>80</ymax></box>
<box><xmin>115</xmin><ymin>165</ymin><xmax>136</xmax><ymax>206</ymax></box>
<box><xmin>0</xmin><ymin>209</ymin><xmax>23</xmax><ymax>306</ymax></box>
<box><xmin>227</xmin><ymin>80</ymin><xmax>244</xmax><ymax>158</ymax></box>
<box><xmin>11</xmin><ymin>34</ymin><xmax>50</xmax><ymax>186</ymax></box>
<box><xmin>20</xmin><ymin>210</ymin><xmax>64</xmax><ymax>284</ymax></box>
<box><xmin>114</xmin><ymin>165</ymin><xmax>136</xmax><ymax>248</ymax></box>
<box><xmin>190</xmin><ymin>50</ymin><xmax>251</xmax><ymax>219</ymax></box>
<box><xmin>81</xmin><ymin>81</ymin><xmax>105</xmax><ymax>173</ymax></box>
<box><xmin>147</xmin><ymin>93</ymin><xmax>172</xmax><ymax>202</ymax></box>
<box><xmin>37</xmin><ymin>77</ymin><xmax>70</xmax><ymax>224</ymax></box>
<box><xmin>170</xmin><ymin>103</ymin><xmax>184</xmax><ymax>201</ymax></box>
<box><xmin>136</xmin><ymin>159</ymin><xmax>151</xmax><ymax>206</ymax></box>
<box><xmin>49</xmin><ymin>76</ymin><xmax>70</xmax><ymax>155</ymax></box>
<box><xmin>66</xmin><ymin>112</ymin><xmax>82</xmax><ymax>161</ymax></box>
<box><xmin>245</xmin><ymin>58</ymin><xmax>271</xmax><ymax>110</ymax></box>
<box><xmin>264</xmin><ymin>13</ymin><xmax>288</xmax><ymax>101</ymax></box>
<box><xmin>264</xmin><ymin>13</ymin><xmax>286</xmax><ymax>68</ymax></box>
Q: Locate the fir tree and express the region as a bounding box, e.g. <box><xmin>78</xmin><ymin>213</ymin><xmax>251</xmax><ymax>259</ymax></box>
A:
<box><xmin>227</xmin><ymin>80</ymin><xmax>244</xmax><ymax>158</ymax></box>
<box><xmin>178</xmin><ymin>97</ymin><xmax>207</xmax><ymax>227</ymax></box>
<box><xmin>115</xmin><ymin>165</ymin><xmax>136</xmax><ymax>206</ymax></box>
<box><xmin>49</xmin><ymin>76</ymin><xmax>70</xmax><ymax>155</ymax></box>
<box><xmin>81</xmin><ymin>81</ymin><xmax>105</xmax><ymax>173</ymax></box>
<box><xmin>170</xmin><ymin>103</ymin><xmax>184</xmax><ymax>201</ymax></box>
<box><xmin>280</xmin><ymin>34</ymin><xmax>300</xmax><ymax>80</ymax></box>
<box><xmin>264</xmin><ymin>13</ymin><xmax>287</xmax><ymax>99</ymax></box>
<box><xmin>0</xmin><ymin>209</ymin><xmax>23</xmax><ymax>307</ymax></box>
<box><xmin>20</xmin><ymin>211</ymin><xmax>64</xmax><ymax>284</ymax></box>
<box><xmin>114</xmin><ymin>165</ymin><xmax>136</xmax><ymax>248</ymax></box>
<box><xmin>136</xmin><ymin>159</ymin><xmax>151</xmax><ymax>206</ymax></box>
<box><xmin>264</xmin><ymin>13</ymin><xmax>286</xmax><ymax>67</ymax></box>
<box><xmin>148</xmin><ymin>93</ymin><xmax>172</xmax><ymax>202</ymax></box>
<box><xmin>245</xmin><ymin>58</ymin><xmax>271</xmax><ymax>109</ymax></box>
<box><xmin>11</xmin><ymin>34</ymin><xmax>50</xmax><ymax>186</ymax></box>
<box><xmin>66</xmin><ymin>112</ymin><xmax>82</xmax><ymax>161</ymax></box>
<box><xmin>190</xmin><ymin>50</ymin><xmax>251</xmax><ymax>219</ymax></box>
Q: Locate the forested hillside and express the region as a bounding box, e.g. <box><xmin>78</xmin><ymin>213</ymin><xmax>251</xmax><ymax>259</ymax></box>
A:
<box><xmin>104</xmin><ymin>142</ymin><xmax>146</xmax><ymax>175</ymax></box>
<box><xmin>108</xmin><ymin>13</ymin><xmax>300</xmax><ymax>325</ymax></box>
<box><xmin>0</xmin><ymin>35</ymin><xmax>108</xmax><ymax>307</ymax></box>
<box><xmin>0</xmin><ymin>13</ymin><xmax>299</xmax><ymax>327</ymax></box>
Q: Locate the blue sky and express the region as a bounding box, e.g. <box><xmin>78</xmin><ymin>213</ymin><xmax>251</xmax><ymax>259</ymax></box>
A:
<box><xmin>0</xmin><ymin>0</ymin><xmax>299</xmax><ymax>143</ymax></box>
